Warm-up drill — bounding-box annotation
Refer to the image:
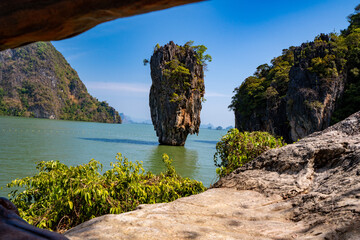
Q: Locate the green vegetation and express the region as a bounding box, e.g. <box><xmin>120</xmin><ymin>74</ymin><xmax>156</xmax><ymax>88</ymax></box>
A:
<box><xmin>7</xmin><ymin>153</ymin><xmax>205</xmax><ymax>232</ymax></box>
<box><xmin>184</xmin><ymin>40</ymin><xmax>212</xmax><ymax>68</ymax></box>
<box><xmin>230</xmin><ymin>4</ymin><xmax>360</xmax><ymax>126</ymax></box>
<box><xmin>0</xmin><ymin>42</ymin><xmax>121</xmax><ymax>123</ymax></box>
<box><xmin>145</xmin><ymin>41</ymin><xmax>211</xmax><ymax>103</ymax></box>
<box><xmin>214</xmin><ymin>129</ymin><xmax>285</xmax><ymax>178</ymax></box>
<box><xmin>229</xmin><ymin>48</ymin><xmax>294</xmax><ymax>124</ymax></box>
<box><xmin>163</xmin><ymin>41</ymin><xmax>210</xmax><ymax>103</ymax></box>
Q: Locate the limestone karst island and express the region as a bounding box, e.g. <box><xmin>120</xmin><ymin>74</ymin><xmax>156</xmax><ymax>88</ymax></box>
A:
<box><xmin>1</xmin><ymin>1</ymin><xmax>360</xmax><ymax>240</ymax></box>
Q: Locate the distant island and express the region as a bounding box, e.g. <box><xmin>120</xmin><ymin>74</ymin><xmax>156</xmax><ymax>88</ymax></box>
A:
<box><xmin>0</xmin><ymin>42</ymin><xmax>121</xmax><ymax>123</ymax></box>
<box><xmin>120</xmin><ymin>113</ymin><xmax>231</xmax><ymax>130</ymax></box>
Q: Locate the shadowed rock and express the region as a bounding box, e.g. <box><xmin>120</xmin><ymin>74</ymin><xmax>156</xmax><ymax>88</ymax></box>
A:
<box><xmin>0</xmin><ymin>197</ymin><xmax>68</xmax><ymax>240</ymax></box>
<box><xmin>0</xmin><ymin>0</ymin><xmax>203</xmax><ymax>50</ymax></box>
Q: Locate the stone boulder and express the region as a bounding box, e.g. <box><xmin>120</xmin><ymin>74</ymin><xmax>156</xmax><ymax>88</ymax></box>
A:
<box><xmin>0</xmin><ymin>0</ymin><xmax>203</xmax><ymax>50</ymax></box>
<box><xmin>0</xmin><ymin>197</ymin><xmax>68</xmax><ymax>240</ymax></box>
<box><xmin>149</xmin><ymin>41</ymin><xmax>204</xmax><ymax>146</ymax></box>
<box><xmin>65</xmin><ymin>112</ymin><xmax>360</xmax><ymax>239</ymax></box>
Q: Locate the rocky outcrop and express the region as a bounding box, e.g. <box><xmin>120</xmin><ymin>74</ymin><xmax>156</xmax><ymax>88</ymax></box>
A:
<box><xmin>0</xmin><ymin>0</ymin><xmax>203</xmax><ymax>51</ymax></box>
<box><xmin>149</xmin><ymin>41</ymin><xmax>204</xmax><ymax>146</ymax></box>
<box><xmin>286</xmin><ymin>35</ymin><xmax>346</xmax><ymax>141</ymax></box>
<box><xmin>232</xmin><ymin>34</ymin><xmax>349</xmax><ymax>142</ymax></box>
<box><xmin>0</xmin><ymin>42</ymin><xmax>122</xmax><ymax>123</ymax></box>
<box><xmin>65</xmin><ymin>111</ymin><xmax>360</xmax><ymax>239</ymax></box>
<box><xmin>215</xmin><ymin>111</ymin><xmax>360</xmax><ymax>238</ymax></box>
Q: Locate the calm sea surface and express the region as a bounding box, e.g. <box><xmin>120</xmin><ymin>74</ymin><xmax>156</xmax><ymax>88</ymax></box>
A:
<box><xmin>0</xmin><ymin>116</ymin><xmax>227</xmax><ymax>197</ymax></box>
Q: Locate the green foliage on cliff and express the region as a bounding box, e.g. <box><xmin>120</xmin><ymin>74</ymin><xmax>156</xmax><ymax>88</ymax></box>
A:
<box><xmin>7</xmin><ymin>153</ymin><xmax>205</xmax><ymax>232</ymax></box>
<box><xmin>0</xmin><ymin>42</ymin><xmax>121</xmax><ymax>123</ymax></box>
<box><xmin>230</xmin><ymin>5</ymin><xmax>360</xmax><ymax>126</ymax></box>
<box><xmin>184</xmin><ymin>40</ymin><xmax>212</xmax><ymax>67</ymax></box>
<box><xmin>214</xmin><ymin>129</ymin><xmax>285</xmax><ymax>178</ymax></box>
<box><xmin>165</xmin><ymin>41</ymin><xmax>210</xmax><ymax>103</ymax></box>
<box><xmin>149</xmin><ymin>41</ymin><xmax>210</xmax><ymax>104</ymax></box>
<box><xmin>229</xmin><ymin>48</ymin><xmax>294</xmax><ymax>122</ymax></box>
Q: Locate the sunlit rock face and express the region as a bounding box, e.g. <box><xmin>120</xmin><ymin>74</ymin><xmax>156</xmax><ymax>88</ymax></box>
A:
<box><xmin>0</xmin><ymin>0</ymin><xmax>202</xmax><ymax>50</ymax></box>
<box><xmin>149</xmin><ymin>41</ymin><xmax>204</xmax><ymax>146</ymax></box>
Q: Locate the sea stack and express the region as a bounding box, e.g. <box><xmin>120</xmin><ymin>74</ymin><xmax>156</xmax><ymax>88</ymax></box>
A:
<box><xmin>149</xmin><ymin>41</ymin><xmax>205</xmax><ymax>146</ymax></box>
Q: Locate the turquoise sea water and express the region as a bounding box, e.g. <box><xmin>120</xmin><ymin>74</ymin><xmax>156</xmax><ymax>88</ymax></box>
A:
<box><xmin>0</xmin><ymin>116</ymin><xmax>227</xmax><ymax>197</ymax></box>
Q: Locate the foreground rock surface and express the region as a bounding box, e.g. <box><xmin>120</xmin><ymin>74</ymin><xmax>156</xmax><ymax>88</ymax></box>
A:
<box><xmin>0</xmin><ymin>0</ymin><xmax>202</xmax><ymax>50</ymax></box>
<box><xmin>65</xmin><ymin>188</ymin><xmax>306</xmax><ymax>240</ymax></box>
<box><xmin>65</xmin><ymin>112</ymin><xmax>360</xmax><ymax>239</ymax></box>
<box><xmin>149</xmin><ymin>41</ymin><xmax>204</xmax><ymax>146</ymax></box>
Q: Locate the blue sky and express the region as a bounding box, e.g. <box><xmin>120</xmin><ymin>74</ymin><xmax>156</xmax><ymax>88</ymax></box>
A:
<box><xmin>52</xmin><ymin>0</ymin><xmax>358</xmax><ymax>127</ymax></box>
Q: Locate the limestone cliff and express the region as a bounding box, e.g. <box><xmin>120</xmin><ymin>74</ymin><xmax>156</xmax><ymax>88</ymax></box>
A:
<box><xmin>230</xmin><ymin>18</ymin><xmax>360</xmax><ymax>142</ymax></box>
<box><xmin>286</xmin><ymin>35</ymin><xmax>346</xmax><ymax>141</ymax></box>
<box><xmin>0</xmin><ymin>42</ymin><xmax>122</xmax><ymax>123</ymax></box>
<box><xmin>149</xmin><ymin>41</ymin><xmax>205</xmax><ymax>146</ymax></box>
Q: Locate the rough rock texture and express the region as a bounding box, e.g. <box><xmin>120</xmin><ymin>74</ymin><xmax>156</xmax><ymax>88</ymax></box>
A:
<box><xmin>215</xmin><ymin>111</ymin><xmax>360</xmax><ymax>239</ymax></box>
<box><xmin>0</xmin><ymin>42</ymin><xmax>121</xmax><ymax>123</ymax></box>
<box><xmin>233</xmin><ymin>34</ymin><xmax>349</xmax><ymax>143</ymax></box>
<box><xmin>0</xmin><ymin>0</ymin><xmax>203</xmax><ymax>51</ymax></box>
<box><xmin>65</xmin><ymin>188</ymin><xmax>306</xmax><ymax>240</ymax></box>
<box><xmin>65</xmin><ymin>111</ymin><xmax>360</xmax><ymax>239</ymax></box>
<box><xmin>286</xmin><ymin>37</ymin><xmax>346</xmax><ymax>141</ymax></box>
<box><xmin>149</xmin><ymin>41</ymin><xmax>204</xmax><ymax>146</ymax></box>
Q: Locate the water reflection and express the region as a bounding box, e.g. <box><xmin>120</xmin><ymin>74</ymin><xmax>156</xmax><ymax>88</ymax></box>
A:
<box><xmin>147</xmin><ymin>145</ymin><xmax>199</xmax><ymax>180</ymax></box>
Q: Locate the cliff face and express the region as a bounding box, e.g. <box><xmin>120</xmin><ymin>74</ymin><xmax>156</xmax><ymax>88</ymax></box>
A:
<box><xmin>149</xmin><ymin>41</ymin><xmax>204</xmax><ymax>146</ymax></box>
<box><xmin>286</xmin><ymin>36</ymin><xmax>346</xmax><ymax>141</ymax></box>
<box><xmin>231</xmin><ymin>31</ymin><xmax>356</xmax><ymax>142</ymax></box>
<box><xmin>0</xmin><ymin>42</ymin><xmax>121</xmax><ymax>123</ymax></box>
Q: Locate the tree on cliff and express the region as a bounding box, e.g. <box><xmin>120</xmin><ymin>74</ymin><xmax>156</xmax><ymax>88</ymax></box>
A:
<box><xmin>229</xmin><ymin>5</ymin><xmax>360</xmax><ymax>143</ymax></box>
<box><xmin>0</xmin><ymin>42</ymin><xmax>122</xmax><ymax>123</ymax></box>
<box><xmin>147</xmin><ymin>41</ymin><xmax>211</xmax><ymax>146</ymax></box>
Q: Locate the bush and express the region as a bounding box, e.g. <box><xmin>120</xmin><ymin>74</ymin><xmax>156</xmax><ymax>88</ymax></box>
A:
<box><xmin>214</xmin><ymin>129</ymin><xmax>285</xmax><ymax>177</ymax></box>
<box><xmin>7</xmin><ymin>153</ymin><xmax>206</xmax><ymax>232</ymax></box>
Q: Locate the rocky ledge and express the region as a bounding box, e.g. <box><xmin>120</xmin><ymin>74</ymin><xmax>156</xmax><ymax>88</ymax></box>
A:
<box><xmin>65</xmin><ymin>111</ymin><xmax>360</xmax><ymax>239</ymax></box>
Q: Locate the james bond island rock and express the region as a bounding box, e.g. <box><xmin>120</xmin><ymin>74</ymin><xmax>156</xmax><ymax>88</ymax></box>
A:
<box><xmin>230</xmin><ymin>5</ymin><xmax>360</xmax><ymax>143</ymax></box>
<box><xmin>0</xmin><ymin>42</ymin><xmax>122</xmax><ymax>123</ymax></box>
<box><xmin>149</xmin><ymin>41</ymin><xmax>210</xmax><ymax>146</ymax></box>
<box><xmin>0</xmin><ymin>0</ymin><xmax>203</xmax><ymax>51</ymax></box>
<box><xmin>64</xmin><ymin>112</ymin><xmax>360</xmax><ymax>239</ymax></box>
<box><xmin>0</xmin><ymin>197</ymin><xmax>68</xmax><ymax>240</ymax></box>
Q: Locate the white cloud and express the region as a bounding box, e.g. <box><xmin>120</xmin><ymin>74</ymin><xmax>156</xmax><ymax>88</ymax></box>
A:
<box><xmin>86</xmin><ymin>82</ymin><xmax>150</xmax><ymax>93</ymax></box>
